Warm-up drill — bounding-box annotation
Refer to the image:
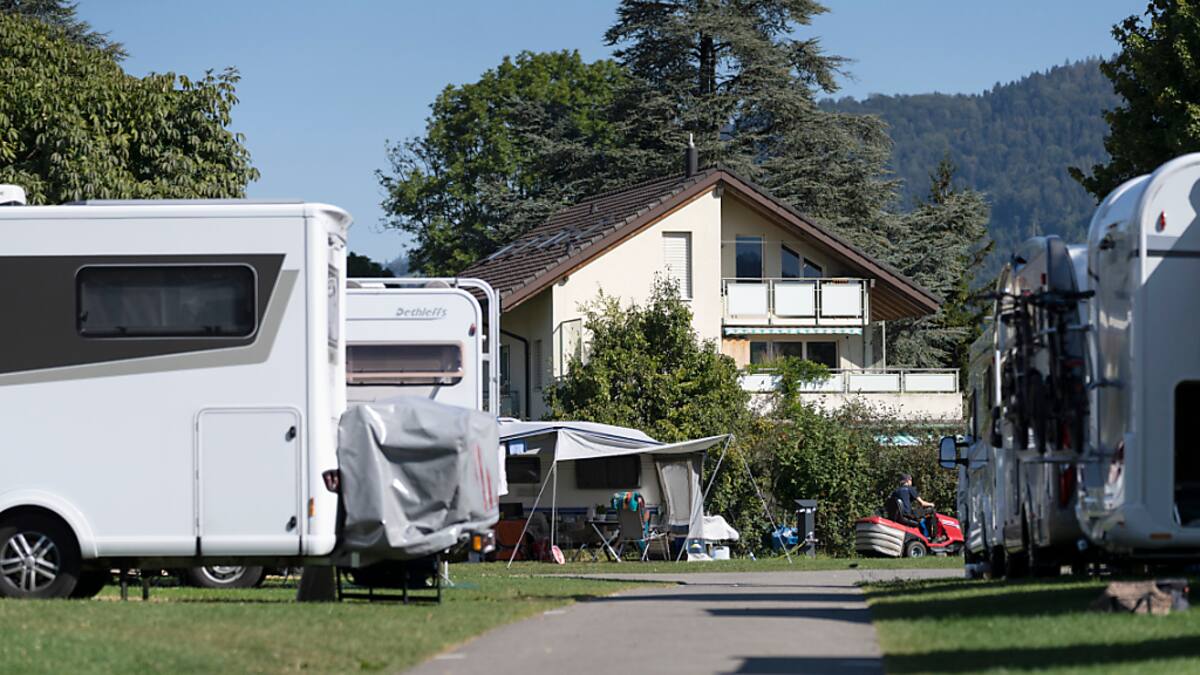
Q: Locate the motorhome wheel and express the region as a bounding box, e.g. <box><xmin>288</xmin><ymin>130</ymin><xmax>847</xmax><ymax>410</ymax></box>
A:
<box><xmin>0</xmin><ymin>514</ymin><xmax>81</xmax><ymax>599</ymax></box>
<box><xmin>903</xmin><ymin>539</ymin><xmax>928</xmax><ymax>558</ymax></box>
<box><xmin>187</xmin><ymin>565</ymin><xmax>265</xmax><ymax>589</ymax></box>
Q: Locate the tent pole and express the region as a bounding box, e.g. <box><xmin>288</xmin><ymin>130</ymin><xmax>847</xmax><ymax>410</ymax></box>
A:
<box><xmin>551</xmin><ymin>462</ymin><xmax>558</xmax><ymax>550</ymax></box>
<box><xmin>701</xmin><ymin>435</ymin><xmax>734</xmax><ymax>505</ymax></box>
<box><xmin>739</xmin><ymin>447</ymin><xmax>792</xmax><ymax>564</ymax></box>
<box><xmin>506</xmin><ymin>459</ymin><xmax>555</xmax><ymax>569</ymax></box>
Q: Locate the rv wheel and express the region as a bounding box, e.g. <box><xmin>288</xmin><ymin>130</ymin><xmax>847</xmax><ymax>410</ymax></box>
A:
<box><xmin>0</xmin><ymin>513</ymin><xmax>81</xmax><ymax>599</ymax></box>
<box><xmin>903</xmin><ymin>540</ymin><xmax>928</xmax><ymax>558</ymax></box>
<box><xmin>187</xmin><ymin>565</ymin><xmax>265</xmax><ymax>589</ymax></box>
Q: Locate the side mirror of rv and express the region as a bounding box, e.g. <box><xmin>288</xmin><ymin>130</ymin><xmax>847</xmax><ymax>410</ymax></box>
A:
<box><xmin>938</xmin><ymin>436</ymin><xmax>962</xmax><ymax>470</ymax></box>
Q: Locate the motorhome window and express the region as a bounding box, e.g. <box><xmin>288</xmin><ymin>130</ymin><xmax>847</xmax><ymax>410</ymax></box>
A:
<box><xmin>1175</xmin><ymin>381</ymin><xmax>1200</xmax><ymax>525</ymax></box>
<box><xmin>781</xmin><ymin>245</ymin><xmax>801</xmax><ymax>279</ymax></box>
<box><xmin>346</xmin><ymin>343</ymin><xmax>463</xmax><ymax>385</ymax></box>
<box><xmin>575</xmin><ymin>456</ymin><xmax>641</xmax><ymax>489</ymax></box>
<box><xmin>506</xmin><ymin>456</ymin><xmax>541</xmax><ymax>484</ymax></box>
<box><xmin>77</xmin><ymin>266</ymin><xmax>255</xmax><ymax>338</ymax></box>
<box><xmin>735</xmin><ymin>236</ymin><xmax>763</xmax><ymax>279</ymax></box>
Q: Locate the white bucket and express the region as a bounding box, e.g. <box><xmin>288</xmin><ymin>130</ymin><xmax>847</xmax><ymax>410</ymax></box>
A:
<box><xmin>712</xmin><ymin>545</ymin><xmax>731</xmax><ymax>560</ymax></box>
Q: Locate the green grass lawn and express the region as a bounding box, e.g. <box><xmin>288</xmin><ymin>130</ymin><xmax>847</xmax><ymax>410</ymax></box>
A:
<box><xmin>865</xmin><ymin>576</ymin><xmax>1200</xmax><ymax>674</ymax></box>
<box><xmin>0</xmin><ymin>568</ymin><xmax>647</xmax><ymax>674</ymax></box>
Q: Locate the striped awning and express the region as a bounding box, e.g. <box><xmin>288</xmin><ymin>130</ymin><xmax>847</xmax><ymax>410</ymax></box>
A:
<box><xmin>723</xmin><ymin>326</ymin><xmax>863</xmax><ymax>336</ymax></box>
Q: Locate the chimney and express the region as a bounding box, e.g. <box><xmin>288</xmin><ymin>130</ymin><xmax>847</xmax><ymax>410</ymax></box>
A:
<box><xmin>684</xmin><ymin>134</ymin><xmax>699</xmax><ymax>177</ymax></box>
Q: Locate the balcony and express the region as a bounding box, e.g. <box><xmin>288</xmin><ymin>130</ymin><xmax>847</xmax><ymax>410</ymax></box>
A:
<box><xmin>722</xmin><ymin>278</ymin><xmax>868</xmax><ymax>326</ymax></box>
<box><xmin>739</xmin><ymin>368</ymin><xmax>962</xmax><ymax>423</ymax></box>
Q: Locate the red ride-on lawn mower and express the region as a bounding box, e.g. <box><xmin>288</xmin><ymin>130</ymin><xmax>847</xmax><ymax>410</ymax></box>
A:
<box><xmin>855</xmin><ymin>502</ymin><xmax>964</xmax><ymax>559</ymax></box>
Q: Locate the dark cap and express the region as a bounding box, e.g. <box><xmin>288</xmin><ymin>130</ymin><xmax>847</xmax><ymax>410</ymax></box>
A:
<box><xmin>900</xmin><ymin>473</ymin><xmax>913</xmax><ymax>483</ymax></box>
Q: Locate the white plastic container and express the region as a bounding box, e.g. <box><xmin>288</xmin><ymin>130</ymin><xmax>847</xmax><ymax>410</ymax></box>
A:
<box><xmin>712</xmin><ymin>545</ymin><xmax>731</xmax><ymax>560</ymax></box>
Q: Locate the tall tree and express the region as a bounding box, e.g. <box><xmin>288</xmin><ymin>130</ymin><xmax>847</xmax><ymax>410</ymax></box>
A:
<box><xmin>605</xmin><ymin>0</ymin><xmax>897</xmax><ymax>251</ymax></box>
<box><xmin>1070</xmin><ymin>0</ymin><xmax>1200</xmax><ymax>199</ymax></box>
<box><xmin>378</xmin><ymin>51</ymin><xmax>627</xmax><ymax>276</ymax></box>
<box><xmin>886</xmin><ymin>158</ymin><xmax>992</xmax><ymax>369</ymax></box>
<box><xmin>347</xmin><ymin>252</ymin><xmax>395</xmax><ymax>278</ymax></box>
<box><xmin>1</xmin><ymin>0</ymin><xmax>125</xmax><ymax>58</ymax></box>
<box><xmin>0</xmin><ymin>14</ymin><xmax>258</xmax><ymax>204</ymax></box>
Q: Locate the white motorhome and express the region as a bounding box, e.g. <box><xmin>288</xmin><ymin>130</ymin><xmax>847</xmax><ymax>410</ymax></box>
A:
<box><xmin>345</xmin><ymin>278</ymin><xmax>499</xmax><ymax>413</ymax></box>
<box><xmin>946</xmin><ymin>235</ymin><xmax>1092</xmax><ymax>577</ymax></box>
<box><xmin>1079</xmin><ymin>153</ymin><xmax>1200</xmax><ymax>557</ymax></box>
<box><xmin>0</xmin><ymin>193</ymin><xmax>350</xmax><ymax>598</ymax></box>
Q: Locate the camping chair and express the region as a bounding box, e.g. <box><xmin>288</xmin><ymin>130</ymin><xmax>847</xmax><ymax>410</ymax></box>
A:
<box><xmin>614</xmin><ymin>499</ymin><xmax>670</xmax><ymax>561</ymax></box>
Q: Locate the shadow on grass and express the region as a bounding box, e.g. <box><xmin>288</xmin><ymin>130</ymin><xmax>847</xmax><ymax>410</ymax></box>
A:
<box><xmin>885</xmin><ymin>637</ymin><xmax>1200</xmax><ymax>673</ymax></box>
<box><xmin>867</xmin><ymin>579</ymin><xmax>1101</xmax><ymax>619</ymax></box>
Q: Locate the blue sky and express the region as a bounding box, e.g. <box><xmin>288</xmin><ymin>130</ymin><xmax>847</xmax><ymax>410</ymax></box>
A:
<box><xmin>78</xmin><ymin>1</ymin><xmax>1141</xmax><ymax>264</ymax></box>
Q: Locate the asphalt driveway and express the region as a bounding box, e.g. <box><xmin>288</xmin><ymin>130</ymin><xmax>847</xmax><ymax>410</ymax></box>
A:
<box><xmin>407</xmin><ymin>568</ymin><xmax>958</xmax><ymax>675</ymax></box>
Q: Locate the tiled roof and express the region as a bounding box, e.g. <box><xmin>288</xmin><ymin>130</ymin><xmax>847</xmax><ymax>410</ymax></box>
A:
<box><xmin>462</xmin><ymin>166</ymin><xmax>940</xmax><ymax>320</ymax></box>
<box><xmin>461</xmin><ymin>169</ymin><xmax>717</xmax><ymax>301</ymax></box>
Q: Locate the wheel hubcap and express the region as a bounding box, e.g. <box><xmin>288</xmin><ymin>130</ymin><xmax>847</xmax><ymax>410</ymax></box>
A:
<box><xmin>1</xmin><ymin>531</ymin><xmax>60</xmax><ymax>592</ymax></box>
<box><xmin>201</xmin><ymin>566</ymin><xmax>245</xmax><ymax>583</ymax></box>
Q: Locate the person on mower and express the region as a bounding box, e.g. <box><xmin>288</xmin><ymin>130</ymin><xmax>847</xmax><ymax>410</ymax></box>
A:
<box><xmin>889</xmin><ymin>474</ymin><xmax>936</xmax><ymax>539</ymax></box>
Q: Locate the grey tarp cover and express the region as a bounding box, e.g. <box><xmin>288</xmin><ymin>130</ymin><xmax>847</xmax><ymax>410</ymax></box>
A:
<box><xmin>338</xmin><ymin>396</ymin><xmax>500</xmax><ymax>559</ymax></box>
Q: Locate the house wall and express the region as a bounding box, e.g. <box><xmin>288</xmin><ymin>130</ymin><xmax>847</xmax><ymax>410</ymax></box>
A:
<box><xmin>549</xmin><ymin>186</ymin><xmax>724</xmax><ymax>345</ymax></box>
<box><xmin>720</xmin><ymin>197</ymin><xmax>854</xmax><ymax>279</ymax></box>
<box><xmin>499</xmin><ymin>290</ymin><xmax>553</xmax><ymax>419</ymax></box>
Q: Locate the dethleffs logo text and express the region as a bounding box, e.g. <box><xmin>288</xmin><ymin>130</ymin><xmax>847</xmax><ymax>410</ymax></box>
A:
<box><xmin>394</xmin><ymin>306</ymin><xmax>448</xmax><ymax>320</ymax></box>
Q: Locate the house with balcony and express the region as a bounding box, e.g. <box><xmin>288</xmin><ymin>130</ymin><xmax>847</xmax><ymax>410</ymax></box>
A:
<box><xmin>462</xmin><ymin>163</ymin><xmax>962</xmax><ymax>424</ymax></box>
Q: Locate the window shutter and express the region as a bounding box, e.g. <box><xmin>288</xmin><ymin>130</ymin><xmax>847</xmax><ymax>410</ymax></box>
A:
<box><xmin>663</xmin><ymin>233</ymin><xmax>693</xmax><ymax>298</ymax></box>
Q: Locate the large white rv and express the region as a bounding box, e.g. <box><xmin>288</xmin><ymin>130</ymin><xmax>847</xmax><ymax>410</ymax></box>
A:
<box><xmin>1078</xmin><ymin>153</ymin><xmax>1200</xmax><ymax>557</ymax></box>
<box><xmin>0</xmin><ymin>195</ymin><xmax>350</xmax><ymax>598</ymax></box>
<box><xmin>345</xmin><ymin>278</ymin><xmax>498</xmax><ymax>413</ymax></box>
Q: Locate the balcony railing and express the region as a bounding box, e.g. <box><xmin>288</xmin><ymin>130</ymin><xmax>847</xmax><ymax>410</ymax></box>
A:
<box><xmin>722</xmin><ymin>278</ymin><xmax>868</xmax><ymax>325</ymax></box>
<box><xmin>739</xmin><ymin>368</ymin><xmax>959</xmax><ymax>395</ymax></box>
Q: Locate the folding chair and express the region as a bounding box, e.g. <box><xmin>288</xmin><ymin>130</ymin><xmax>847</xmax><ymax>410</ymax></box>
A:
<box><xmin>615</xmin><ymin>503</ymin><xmax>670</xmax><ymax>561</ymax></box>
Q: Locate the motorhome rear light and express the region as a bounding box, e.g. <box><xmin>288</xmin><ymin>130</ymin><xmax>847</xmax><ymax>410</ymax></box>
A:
<box><xmin>471</xmin><ymin>534</ymin><xmax>482</xmax><ymax>552</ymax></box>
<box><xmin>1150</xmin><ymin>532</ymin><xmax>1173</xmax><ymax>540</ymax></box>
<box><xmin>308</xmin><ymin>497</ymin><xmax>315</xmax><ymax>517</ymax></box>
<box><xmin>468</xmin><ymin>323</ymin><xmax>477</xmax><ymax>337</ymax></box>
<box><xmin>322</xmin><ymin>469</ymin><xmax>341</xmax><ymax>493</ymax></box>
<box><xmin>1157</xmin><ymin>212</ymin><xmax>1167</xmax><ymax>232</ymax></box>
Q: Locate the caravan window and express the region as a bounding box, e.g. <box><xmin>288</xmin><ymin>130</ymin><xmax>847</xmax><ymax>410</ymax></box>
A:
<box><xmin>346</xmin><ymin>343</ymin><xmax>463</xmax><ymax>385</ymax></box>
<box><xmin>506</xmin><ymin>456</ymin><xmax>541</xmax><ymax>484</ymax></box>
<box><xmin>77</xmin><ymin>265</ymin><xmax>256</xmax><ymax>338</ymax></box>
<box><xmin>575</xmin><ymin>456</ymin><xmax>641</xmax><ymax>490</ymax></box>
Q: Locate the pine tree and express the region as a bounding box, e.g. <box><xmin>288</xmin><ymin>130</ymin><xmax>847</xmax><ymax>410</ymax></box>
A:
<box><xmin>885</xmin><ymin>158</ymin><xmax>992</xmax><ymax>369</ymax></box>
<box><xmin>604</xmin><ymin>0</ymin><xmax>897</xmax><ymax>250</ymax></box>
<box><xmin>1</xmin><ymin>0</ymin><xmax>126</xmax><ymax>59</ymax></box>
<box><xmin>1070</xmin><ymin>0</ymin><xmax>1200</xmax><ymax>199</ymax></box>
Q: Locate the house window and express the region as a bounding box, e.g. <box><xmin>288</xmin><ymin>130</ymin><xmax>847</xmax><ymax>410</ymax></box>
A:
<box><xmin>805</xmin><ymin>341</ymin><xmax>839</xmax><ymax>369</ymax></box>
<box><xmin>803</xmin><ymin>259</ymin><xmax>824</xmax><ymax>279</ymax></box>
<box><xmin>575</xmin><ymin>456</ymin><xmax>641</xmax><ymax>489</ymax></box>
<box><xmin>499</xmin><ymin>345</ymin><xmax>511</xmax><ymax>391</ymax></box>
<box><xmin>77</xmin><ymin>265</ymin><xmax>256</xmax><ymax>338</ymax></box>
<box><xmin>750</xmin><ymin>341</ymin><xmax>770</xmax><ymax>365</ymax></box>
<box><xmin>663</xmin><ymin>232</ymin><xmax>693</xmax><ymax>299</ymax></box>
<box><xmin>775</xmin><ymin>341</ymin><xmax>804</xmax><ymax>359</ymax></box>
<box><xmin>735</xmin><ymin>236</ymin><xmax>763</xmax><ymax>279</ymax></box>
<box><xmin>781</xmin><ymin>245</ymin><xmax>801</xmax><ymax>279</ymax></box>
<box><xmin>346</xmin><ymin>343</ymin><xmax>464</xmax><ymax>385</ymax></box>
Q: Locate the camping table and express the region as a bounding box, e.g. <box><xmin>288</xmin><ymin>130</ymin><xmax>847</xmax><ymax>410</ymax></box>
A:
<box><xmin>584</xmin><ymin>519</ymin><xmax>621</xmax><ymax>562</ymax></box>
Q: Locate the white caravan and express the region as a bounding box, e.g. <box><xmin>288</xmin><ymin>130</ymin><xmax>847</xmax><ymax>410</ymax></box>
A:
<box><xmin>0</xmin><ymin>194</ymin><xmax>350</xmax><ymax>598</ymax></box>
<box><xmin>1078</xmin><ymin>153</ymin><xmax>1200</xmax><ymax>557</ymax></box>
<box><xmin>345</xmin><ymin>278</ymin><xmax>499</xmax><ymax>413</ymax></box>
<box><xmin>946</xmin><ymin>236</ymin><xmax>1092</xmax><ymax>576</ymax></box>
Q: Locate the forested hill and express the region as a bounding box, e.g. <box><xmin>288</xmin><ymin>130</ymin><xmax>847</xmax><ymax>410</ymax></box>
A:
<box><xmin>825</xmin><ymin>59</ymin><xmax>1118</xmax><ymax>253</ymax></box>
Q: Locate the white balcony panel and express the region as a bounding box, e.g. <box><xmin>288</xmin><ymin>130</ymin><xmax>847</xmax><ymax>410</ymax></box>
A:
<box><xmin>727</xmin><ymin>282</ymin><xmax>769</xmax><ymax>317</ymax></box>
<box><xmin>738</xmin><ymin>373</ymin><xmax>779</xmax><ymax>393</ymax></box>
<box><xmin>774</xmin><ymin>281</ymin><xmax>816</xmax><ymax>317</ymax></box>
<box><xmin>848</xmin><ymin>373</ymin><xmax>900</xmax><ymax>392</ymax></box>
<box><xmin>820</xmin><ymin>282</ymin><xmax>863</xmax><ymax>318</ymax></box>
<box><xmin>798</xmin><ymin>372</ymin><xmax>843</xmax><ymax>393</ymax></box>
<box><xmin>904</xmin><ymin>372</ymin><xmax>958</xmax><ymax>392</ymax></box>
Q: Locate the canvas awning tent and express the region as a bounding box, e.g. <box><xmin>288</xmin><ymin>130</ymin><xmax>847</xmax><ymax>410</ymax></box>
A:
<box><xmin>499</xmin><ymin>420</ymin><xmax>782</xmax><ymax>564</ymax></box>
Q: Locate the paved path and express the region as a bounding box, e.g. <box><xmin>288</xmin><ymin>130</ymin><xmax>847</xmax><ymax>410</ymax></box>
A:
<box><xmin>408</xmin><ymin>568</ymin><xmax>958</xmax><ymax>675</ymax></box>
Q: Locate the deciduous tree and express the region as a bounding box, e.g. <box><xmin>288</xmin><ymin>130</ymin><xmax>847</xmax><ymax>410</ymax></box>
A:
<box><xmin>1070</xmin><ymin>0</ymin><xmax>1200</xmax><ymax>199</ymax></box>
<box><xmin>0</xmin><ymin>14</ymin><xmax>258</xmax><ymax>204</ymax></box>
